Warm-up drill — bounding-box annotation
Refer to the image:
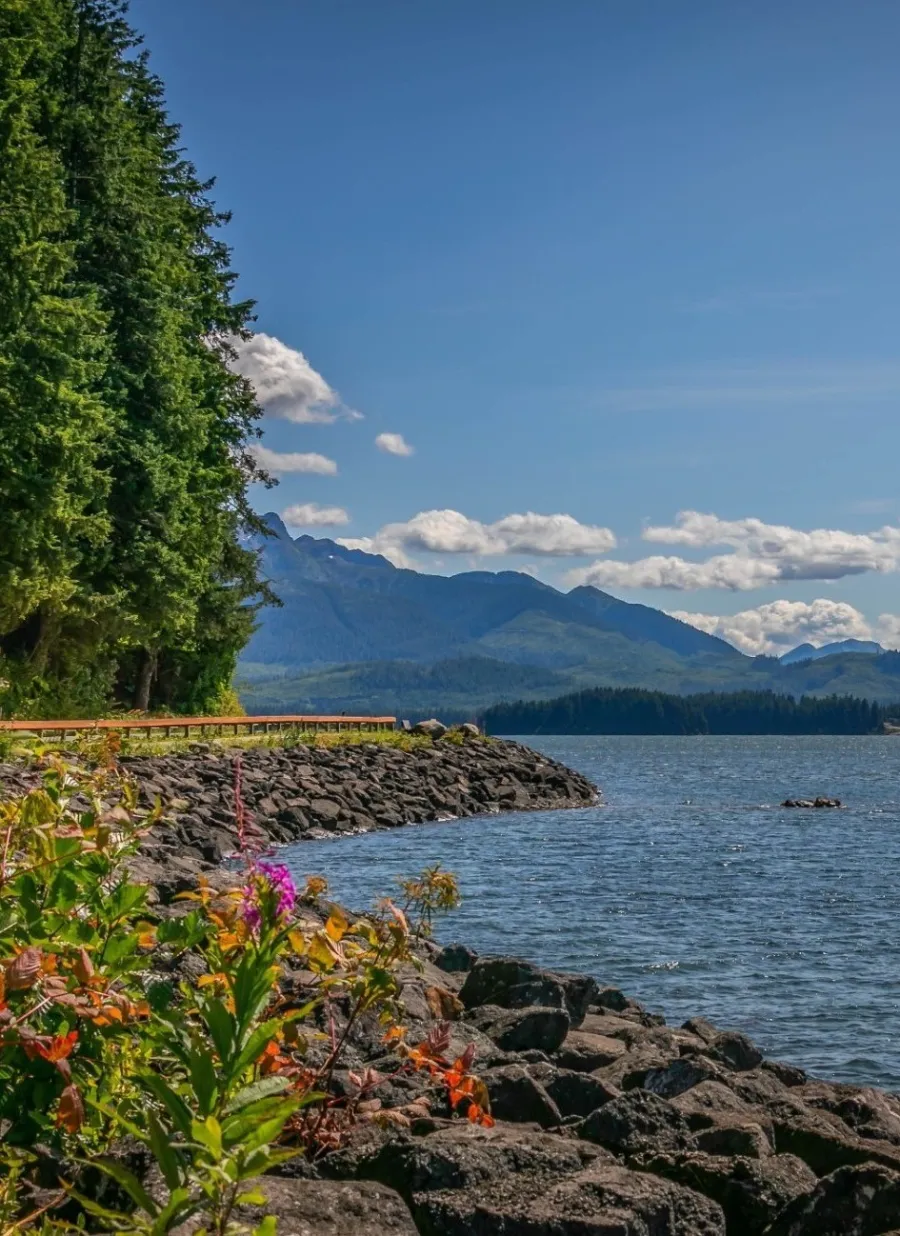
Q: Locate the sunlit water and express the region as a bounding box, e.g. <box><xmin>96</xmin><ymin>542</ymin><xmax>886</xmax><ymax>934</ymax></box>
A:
<box><xmin>279</xmin><ymin>735</ymin><xmax>900</xmax><ymax>1088</ymax></box>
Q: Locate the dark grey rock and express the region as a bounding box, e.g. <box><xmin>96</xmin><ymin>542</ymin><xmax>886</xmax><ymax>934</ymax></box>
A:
<box><xmin>580</xmin><ymin>1089</ymin><xmax>692</xmax><ymax>1158</ymax></box>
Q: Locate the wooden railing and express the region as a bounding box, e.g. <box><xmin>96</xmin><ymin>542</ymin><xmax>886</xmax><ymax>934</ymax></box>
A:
<box><xmin>0</xmin><ymin>715</ymin><xmax>397</xmax><ymax>740</ymax></box>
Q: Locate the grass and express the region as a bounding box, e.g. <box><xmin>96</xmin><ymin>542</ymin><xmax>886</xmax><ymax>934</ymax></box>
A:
<box><xmin>0</xmin><ymin>725</ymin><xmax>483</xmax><ymax>764</ymax></box>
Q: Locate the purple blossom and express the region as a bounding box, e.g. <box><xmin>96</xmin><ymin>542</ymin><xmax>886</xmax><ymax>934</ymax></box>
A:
<box><xmin>258</xmin><ymin>862</ymin><xmax>297</xmax><ymax>919</ymax></box>
<box><xmin>240</xmin><ymin>862</ymin><xmax>296</xmax><ymax>932</ymax></box>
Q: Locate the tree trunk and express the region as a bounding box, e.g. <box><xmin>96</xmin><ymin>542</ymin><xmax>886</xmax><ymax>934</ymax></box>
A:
<box><xmin>135</xmin><ymin>648</ymin><xmax>157</xmax><ymax>712</ymax></box>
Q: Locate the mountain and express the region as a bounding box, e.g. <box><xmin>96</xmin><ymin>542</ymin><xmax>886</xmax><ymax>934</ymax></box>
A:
<box><xmin>237</xmin><ymin>519</ymin><xmax>900</xmax><ymax>717</ymax></box>
<box><xmin>241</xmin><ymin>515</ymin><xmax>740</xmax><ymax>670</ymax></box>
<box><xmin>780</xmin><ymin>639</ymin><xmax>885</xmax><ymax>665</ymax></box>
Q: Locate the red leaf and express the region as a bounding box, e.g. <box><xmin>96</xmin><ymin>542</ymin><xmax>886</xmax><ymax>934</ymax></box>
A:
<box><xmin>56</xmin><ymin>1085</ymin><xmax>85</xmax><ymax>1133</ymax></box>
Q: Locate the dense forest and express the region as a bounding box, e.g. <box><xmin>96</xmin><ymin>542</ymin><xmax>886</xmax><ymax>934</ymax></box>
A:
<box><xmin>0</xmin><ymin>0</ymin><xmax>270</xmax><ymax>718</ymax></box>
<box><xmin>482</xmin><ymin>687</ymin><xmax>898</xmax><ymax>736</ymax></box>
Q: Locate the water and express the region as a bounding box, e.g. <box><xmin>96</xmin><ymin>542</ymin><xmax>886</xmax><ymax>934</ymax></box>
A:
<box><xmin>279</xmin><ymin>735</ymin><xmax>900</xmax><ymax>1089</ymax></box>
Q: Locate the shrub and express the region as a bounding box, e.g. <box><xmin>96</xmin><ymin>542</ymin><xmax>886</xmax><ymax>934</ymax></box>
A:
<box><xmin>0</xmin><ymin>758</ymin><xmax>487</xmax><ymax>1233</ymax></box>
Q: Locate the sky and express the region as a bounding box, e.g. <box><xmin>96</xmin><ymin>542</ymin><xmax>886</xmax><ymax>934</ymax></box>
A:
<box><xmin>131</xmin><ymin>0</ymin><xmax>900</xmax><ymax>655</ymax></box>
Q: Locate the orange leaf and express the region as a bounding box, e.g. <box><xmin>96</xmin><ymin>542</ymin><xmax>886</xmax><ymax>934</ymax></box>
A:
<box><xmin>6</xmin><ymin>947</ymin><xmax>42</xmax><ymax>991</ymax></box>
<box><xmin>137</xmin><ymin>931</ymin><xmax>157</xmax><ymax>950</ymax></box>
<box><xmin>36</xmin><ymin>1031</ymin><xmax>78</xmax><ymax>1063</ymax></box>
<box><xmin>72</xmin><ymin>948</ymin><xmax>93</xmax><ymax>985</ymax></box>
<box><xmin>382</xmin><ymin>1025</ymin><xmax>406</xmax><ymax>1044</ymax></box>
<box><xmin>56</xmin><ymin>1085</ymin><xmax>85</xmax><ymax>1133</ymax></box>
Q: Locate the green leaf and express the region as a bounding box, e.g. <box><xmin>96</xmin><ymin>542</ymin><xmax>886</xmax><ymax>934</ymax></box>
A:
<box><xmin>253</xmin><ymin>1218</ymin><xmax>278</xmax><ymax>1236</ymax></box>
<box><xmin>224</xmin><ymin>1076</ymin><xmax>290</xmax><ymax>1115</ymax></box>
<box><xmin>92</xmin><ymin>1157</ymin><xmax>159</xmax><ymax>1217</ymax></box>
<box><xmin>226</xmin><ymin>1017</ymin><xmax>284</xmax><ymax>1086</ymax></box>
<box><xmin>191</xmin><ymin>1115</ymin><xmax>224</xmax><ymax>1160</ymax></box>
<box><xmin>188</xmin><ymin>1045</ymin><xmax>219</xmax><ymax>1118</ymax></box>
<box><xmin>148</xmin><ymin>1111</ymin><xmax>182</xmax><ymax>1191</ymax></box>
<box><xmin>139</xmin><ymin>1073</ymin><xmax>194</xmax><ymax>1139</ymax></box>
<box><xmin>202</xmin><ymin>996</ymin><xmax>235</xmax><ymax>1063</ymax></box>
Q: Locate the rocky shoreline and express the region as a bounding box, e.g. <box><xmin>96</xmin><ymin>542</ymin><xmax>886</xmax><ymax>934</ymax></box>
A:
<box><xmin>263</xmin><ymin>930</ymin><xmax>900</xmax><ymax>1235</ymax></box>
<box><xmin>0</xmin><ymin>735</ymin><xmax>598</xmax><ymax>900</ymax></box>
<box><xmin>5</xmin><ymin>738</ymin><xmax>899</xmax><ymax>1232</ymax></box>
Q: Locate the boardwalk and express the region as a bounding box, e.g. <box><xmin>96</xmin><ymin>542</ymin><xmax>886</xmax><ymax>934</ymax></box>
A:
<box><xmin>0</xmin><ymin>714</ymin><xmax>397</xmax><ymax>739</ymax></box>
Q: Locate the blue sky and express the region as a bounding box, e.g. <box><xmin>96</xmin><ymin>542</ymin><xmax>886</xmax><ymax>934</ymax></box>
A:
<box><xmin>132</xmin><ymin>0</ymin><xmax>899</xmax><ymax>654</ymax></box>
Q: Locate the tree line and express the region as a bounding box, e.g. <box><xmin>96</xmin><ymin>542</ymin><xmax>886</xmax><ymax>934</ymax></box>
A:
<box><xmin>482</xmin><ymin>687</ymin><xmax>897</xmax><ymax>736</ymax></box>
<box><xmin>0</xmin><ymin>0</ymin><xmax>271</xmax><ymax>717</ymax></box>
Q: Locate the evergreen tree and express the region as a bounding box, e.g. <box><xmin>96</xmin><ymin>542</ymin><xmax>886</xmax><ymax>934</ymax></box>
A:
<box><xmin>0</xmin><ymin>0</ymin><xmax>272</xmax><ymax>716</ymax></box>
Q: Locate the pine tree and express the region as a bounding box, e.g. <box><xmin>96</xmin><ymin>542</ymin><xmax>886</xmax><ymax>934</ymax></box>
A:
<box><xmin>0</xmin><ymin>0</ymin><xmax>110</xmax><ymax>672</ymax></box>
<box><xmin>0</xmin><ymin>0</ymin><xmax>271</xmax><ymax>716</ymax></box>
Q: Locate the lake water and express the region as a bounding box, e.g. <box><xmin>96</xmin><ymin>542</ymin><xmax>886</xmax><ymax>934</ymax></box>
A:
<box><xmin>280</xmin><ymin>735</ymin><xmax>900</xmax><ymax>1089</ymax></box>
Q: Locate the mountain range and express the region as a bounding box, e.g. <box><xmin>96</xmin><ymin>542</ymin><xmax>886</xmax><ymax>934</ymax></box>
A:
<box><xmin>236</xmin><ymin>515</ymin><xmax>900</xmax><ymax>719</ymax></box>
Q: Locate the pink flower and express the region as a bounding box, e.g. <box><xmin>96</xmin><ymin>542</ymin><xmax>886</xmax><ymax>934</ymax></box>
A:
<box><xmin>258</xmin><ymin>862</ymin><xmax>297</xmax><ymax>919</ymax></box>
<box><xmin>242</xmin><ymin>862</ymin><xmax>296</xmax><ymax>932</ymax></box>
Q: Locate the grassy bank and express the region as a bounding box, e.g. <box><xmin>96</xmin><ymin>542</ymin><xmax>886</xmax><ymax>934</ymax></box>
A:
<box><xmin>0</xmin><ymin>726</ymin><xmax>482</xmax><ymax>764</ymax></box>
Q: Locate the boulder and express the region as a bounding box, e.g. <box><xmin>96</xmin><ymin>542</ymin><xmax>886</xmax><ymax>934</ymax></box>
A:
<box><xmin>172</xmin><ymin>1178</ymin><xmax>417</xmax><ymax>1235</ymax></box>
<box><xmin>434</xmin><ymin>943</ymin><xmax>477</xmax><ymax>974</ymax></box>
<box><xmin>553</xmin><ymin>1028</ymin><xmax>627</xmax><ymax>1072</ymax></box>
<box><xmin>645</xmin><ymin>1056</ymin><xmax>724</xmax><ymax>1099</ymax></box>
<box><xmin>466</xmin><ymin>1004</ymin><xmax>571</xmax><ymax>1054</ymax></box>
<box><xmin>766</xmin><ymin>1162</ymin><xmax>900</xmax><ymax>1236</ymax></box>
<box><xmin>412</xmin><ymin>719</ymin><xmax>447</xmax><ymax>739</ymax></box>
<box><xmin>459</xmin><ymin>956</ymin><xmax>598</xmax><ymax>1027</ymax></box>
<box><xmin>707</xmin><ymin>1029</ymin><xmax>764</xmax><ymax>1072</ymax></box>
<box><xmin>580</xmin><ymin>1090</ymin><xmax>692</xmax><ymax>1158</ymax></box>
<box><xmin>642</xmin><ymin>1151</ymin><xmax>816</xmax><ymax>1235</ymax></box>
<box><xmin>405</xmin><ymin>1143</ymin><xmax>726</xmax><ymax>1236</ymax></box>
<box><xmin>457</xmin><ymin>723</ymin><xmax>480</xmax><ymax>738</ymax></box>
<box><xmin>482</xmin><ymin>1064</ymin><xmax>562</xmax><ymax>1127</ymax></box>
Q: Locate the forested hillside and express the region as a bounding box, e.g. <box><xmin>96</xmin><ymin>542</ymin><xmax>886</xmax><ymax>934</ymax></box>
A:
<box><xmin>0</xmin><ymin>0</ymin><xmax>268</xmax><ymax>717</ymax></box>
<box><xmin>483</xmin><ymin>687</ymin><xmax>897</xmax><ymax>736</ymax></box>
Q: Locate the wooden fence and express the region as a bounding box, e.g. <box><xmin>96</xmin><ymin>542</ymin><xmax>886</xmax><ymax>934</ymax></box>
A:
<box><xmin>0</xmin><ymin>715</ymin><xmax>397</xmax><ymax>740</ymax></box>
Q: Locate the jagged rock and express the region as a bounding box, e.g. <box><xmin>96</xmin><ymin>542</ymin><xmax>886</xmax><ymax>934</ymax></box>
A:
<box><xmin>580</xmin><ymin>1090</ymin><xmax>692</xmax><ymax>1158</ymax></box>
<box><xmin>420</xmin><ymin>1157</ymin><xmax>726</xmax><ymax>1235</ymax></box>
<box><xmin>434</xmin><ymin>942</ymin><xmax>477</xmax><ymax>974</ymax></box>
<box><xmin>645</xmin><ymin>1055</ymin><xmax>724</xmax><ymax>1098</ymax></box>
<box><xmin>528</xmin><ymin>1063</ymin><xmax>620</xmax><ymax>1119</ymax></box>
<box><xmin>641</xmin><ymin>1150</ymin><xmax>816</xmax><ymax>1235</ymax></box>
<box><xmin>466</xmin><ymin>1003</ymin><xmax>571</xmax><ymax>1053</ymax></box>
<box><xmin>482</xmin><ymin>1064</ymin><xmax>562</xmax><ymax>1127</ymax></box>
<box><xmin>766</xmin><ymin>1162</ymin><xmax>900</xmax><ymax>1235</ymax></box>
<box><xmin>708</xmin><ymin>1030</ymin><xmax>764</xmax><ymax>1072</ymax></box>
<box><xmin>459</xmin><ymin>956</ymin><xmax>598</xmax><ymax>1026</ymax></box>
<box><xmin>553</xmin><ymin>1028</ymin><xmax>627</xmax><ymax>1072</ymax></box>
<box><xmin>172</xmin><ymin>1178</ymin><xmax>417</xmax><ymax>1235</ymax></box>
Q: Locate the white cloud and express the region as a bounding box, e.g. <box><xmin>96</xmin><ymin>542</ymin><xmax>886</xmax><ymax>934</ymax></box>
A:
<box><xmin>669</xmin><ymin>599</ymin><xmax>876</xmax><ymax>656</ymax></box>
<box><xmin>875</xmin><ymin>614</ymin><xmax>900</xmax><ymax>650</ymax></box>
<box><xmin>567</xmin><ymin>510</ymin><xmax>900</xmax><ymax>592</ymax></box>
<box><xmin>339</xmin><ymin>509</ymin><xmax>617</xmax><ymax>561</ymax></box>
<box><xmin>568</xmin><ymin>554</ymin><xmax>780</xmax><ymax>592</ymax></box>
<box><xmin>229</xmin><ymin>333</ymin><xmax>360</xmax><ymax>423</ymax></box>
<box><xmin>375</xmin><ymin>432</ymin><xmax>414</xmax><ymax>457</ymax></box>
<box><xmin>334</xmin><ymin>537</ymin><xmax>415</xmax><ymax>569</ymax></box>
<box><xmin>281</xmin><ymin>503</ymin><xmax>350</xmax><ymax>528</ymax></box>
<box><xmin>251</xmin><ymin>444</ymin><xmax>338</xmax><ymax>476</ymax></box>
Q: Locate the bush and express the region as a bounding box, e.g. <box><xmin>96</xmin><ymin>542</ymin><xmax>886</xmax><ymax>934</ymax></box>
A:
<box><xmin>0</xmin><ymin>758</ymin><xmax>487</xmax><ymax>1233</ymax></box>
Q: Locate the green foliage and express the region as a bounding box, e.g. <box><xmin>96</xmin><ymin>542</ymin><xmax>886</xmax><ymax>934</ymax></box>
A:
<box><xmin>0</xmin><ymin>0</ymin><xmax>271</xmax><ymax>717</ymax></box>
<box><xmin>483</xmin><ymin>685</ymin><xmax>896</xmax><ymax>736</ymax></box>
<box><xmin>0</xmin><ymin>759</ymin><xmax>476</xmax><ymax>1232</ymax></box>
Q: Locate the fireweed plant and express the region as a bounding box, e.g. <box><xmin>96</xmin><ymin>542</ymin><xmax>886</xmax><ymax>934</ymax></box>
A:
<box><xmin>0</xmin><ymin>750</ymin><xmax>491</xmax><ymax>1234</ymax></box>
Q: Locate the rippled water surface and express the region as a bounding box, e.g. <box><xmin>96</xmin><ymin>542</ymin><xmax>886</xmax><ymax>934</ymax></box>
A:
<box><xmin>280</xmin><ymin>736</ymin><xmax>900</xmax><ymax>1088</ymax></box>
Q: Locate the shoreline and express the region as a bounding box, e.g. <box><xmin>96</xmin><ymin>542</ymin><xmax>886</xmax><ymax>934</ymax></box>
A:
<box><xmin>5</xmin><ymin>738</ymin><xmax>900</xmax><ymax>1231</ymax></box>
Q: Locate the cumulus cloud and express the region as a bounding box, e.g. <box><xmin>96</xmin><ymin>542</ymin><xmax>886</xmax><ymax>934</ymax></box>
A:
<box><xmin>337</xmin><ymin>509</ymin><xmax>617</xmax><ymax>561</ymax></box>
<box><xmin>875</xmin><ymin>613</ymin><xmax>900</xmax><ymax>650</ymax></box>
<box><xmin>229</xmin><ymin>333</ymin><xmax>360</xmax><ymax>423</ymax></box>
<box><xmin>375</xmin><ymin>432</ymin><xmax>414</xmax><ymax>457</ymax></box>
<box><xmin>567</xmin><ymin>510</ymin><xmax>900</xmax><ymax>592</ymax></box>
<box><xmin>669</xmin><ymin>599</ymin><xmax>876</xmax><ymax>656</ymax></box>
<box><xmin>281</xmin><ymin>503</ymin><xmax>350</xmax><ymax>528</ymax></box>
<box><xmin>251</xmin><ymin>444</ymin><xmax>338</xmax><ymax>476</ymax></box>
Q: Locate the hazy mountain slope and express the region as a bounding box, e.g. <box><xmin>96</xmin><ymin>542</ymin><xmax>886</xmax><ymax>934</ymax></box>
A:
<box><xmin>780</xmin><ymin>639</ymin><xmax>885</xmax><ymax>665</ymax></box>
